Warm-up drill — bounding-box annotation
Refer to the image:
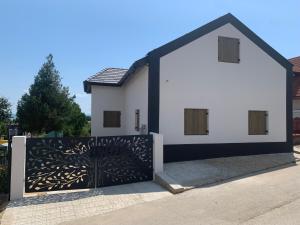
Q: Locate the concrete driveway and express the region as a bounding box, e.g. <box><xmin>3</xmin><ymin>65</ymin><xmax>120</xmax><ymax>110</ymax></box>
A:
<box><xmin>157</xmin><ymin>153</ymin><xmax>296</xmax><ymax>193</ymax></box>
<box><xmin>62</xmin><ymin>157</ymin><xmax>300</xmax><ymax>225</ymax></box>
<box><xmin>1</xmin><ymin>182</ymin><xmax>171</xmax><ymax>225</ymax></box>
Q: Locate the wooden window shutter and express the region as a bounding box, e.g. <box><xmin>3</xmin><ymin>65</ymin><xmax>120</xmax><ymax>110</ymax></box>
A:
<box><xmin>248</xmin><ymin>111</ymin><xmax>268</xmax><ymax>135</ymax></box>
<box><xmin>103</xmin><ymin>111</ymin><xmax>121</xmax><ymax>128</ymax></box>
<box><xmin>184</xmin><ymin>109</ymin><xmax>208</xmax><ymax>135</ymax></box>
<box><xmin>233</xmin><ymin>38</ymin><xmax>240</xmax><ymax>63</ymax></box>
<box><xmin>218</xmin><ymin>36</ymin><xmax>240</xmax><ymax>63</ymax></box>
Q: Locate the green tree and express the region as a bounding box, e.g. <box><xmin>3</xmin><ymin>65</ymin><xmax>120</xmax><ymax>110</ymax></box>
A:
<box><xmin>0</xmin><ymin>97</ymin><xmax>12</xmax><ymax>137</ymax></box>
<box><xmin>0</xmin><ymin>97</ymin><xmax>11</xmax><ymax>122</ymax></box>
<box><xmin>17</xmin><ymin>54</ymin><xmax>88</xmax><ymax>136</ymax></box>
<box><xmin>63</xmin><ymin>102</ymin><xmax>88</xmax><ymax>136</ymax></box>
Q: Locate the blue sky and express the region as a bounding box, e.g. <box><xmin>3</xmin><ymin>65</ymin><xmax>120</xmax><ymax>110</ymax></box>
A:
<box><xmin>0</xmin><ymin>0</ymin><xmax>299</xmax><ymax>115</ymax></box>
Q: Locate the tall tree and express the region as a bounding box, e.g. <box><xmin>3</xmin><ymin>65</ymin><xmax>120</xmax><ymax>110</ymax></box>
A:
<box><xmin>0</xmin><ymin>97</ymin><xmax>11</xmax><ymax>122</ymax></box>
<box><xmin>17</xmin><ymin>54</ymin><xmax>87</xmax><ymax>136</ymax></box>
<box><xmin>0</xmin><ymin>97</ymin><xmax>12</xmax><ymax>136</ymax></box>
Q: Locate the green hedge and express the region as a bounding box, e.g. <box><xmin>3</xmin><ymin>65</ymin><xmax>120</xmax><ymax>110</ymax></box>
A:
<box><xmin>0</xmin><ymin>166</ymin><xmax>9</xmax><ymax>193</ymax></box>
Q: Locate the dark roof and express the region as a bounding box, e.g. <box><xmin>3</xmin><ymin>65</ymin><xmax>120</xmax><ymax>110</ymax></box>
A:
<box><xmin>84</xmin><ymin>68</ymin><xmax>127</xmax><ymax>93</ymax></box>
<box><xmin>87</xmin><ymin>68</ymin><xmax>128</xmax><ymax>84</ymax></box>
<box><xmin>84</xmin><ymin>13</ymin><xmax>292</xmax><ymax>93</ymax></box>
<box><xmin>289</xmin><ymin>56</ymin><xmax>300</xmax><ymax>73</ymax></box>
<box><xmin>84</xmin><ymin>57</ymin><xmax>147</xmax><ymax>93</ymax></box>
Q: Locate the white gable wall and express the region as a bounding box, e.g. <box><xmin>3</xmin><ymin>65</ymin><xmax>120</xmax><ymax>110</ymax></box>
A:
<box><xmin>91</xmin><ymin>85</ymin><xmax>125</xmax><ymax>136</ymax></box>
<box><xmin>91</xmin><ymin>66</ymin><xmax>149</xmax><ymax>136</ymax></box>
<box><xmin>159</xmin><ymin>23</ymin><xmax>286</xmax><ymax>145</ymax></box>
<box><xmin>124</xmin><ymin>66</ymin><xmax>149</xmax><ymax>135</ymax></box>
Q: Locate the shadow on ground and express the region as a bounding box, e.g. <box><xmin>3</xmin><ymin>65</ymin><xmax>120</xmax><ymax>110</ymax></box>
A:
<box><xmin>7</xmin><ymin>153</ymin><xmax>300</xmax><ymax>208</ymax></box>
<box><xmin>8</xmin><ymin>181</ymin><xmax>166</xmax><ymax>208</ymax></box>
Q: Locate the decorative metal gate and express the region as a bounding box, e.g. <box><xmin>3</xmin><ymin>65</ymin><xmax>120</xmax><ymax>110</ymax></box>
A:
<box><xmin>25</xmin><ymin>135</ymin><xmax>153</xmax><ymax>192</ymax></box>
<box><xmin>95</xmin><ymin>135</ymin><xmax>153</xmax><ymax>187</ymax></box>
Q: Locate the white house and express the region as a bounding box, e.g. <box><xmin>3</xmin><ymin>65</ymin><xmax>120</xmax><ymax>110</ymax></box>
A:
<box><xmin>84</xmin><ymin>13</ymin><xmax>293</xmax><ymax>162</ymax></box>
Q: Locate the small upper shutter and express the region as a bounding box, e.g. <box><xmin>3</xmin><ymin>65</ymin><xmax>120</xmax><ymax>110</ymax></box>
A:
<box><xmin>218</xmin><ymin>36</ymin><xmax>240</xmax><ymax>63</ymax></box>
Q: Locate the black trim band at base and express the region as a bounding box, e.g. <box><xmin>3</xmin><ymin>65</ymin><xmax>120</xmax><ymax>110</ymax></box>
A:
<box><xmin>164</xmin><ymin>142</ymin><xmax>292</xmax><ymax>163</ymax></box>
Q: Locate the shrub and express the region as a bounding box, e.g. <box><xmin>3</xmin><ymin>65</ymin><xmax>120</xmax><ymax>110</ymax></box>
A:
<box><xmin>0</xmin><ymin>166</ymin><xmax>9</xmax><ymax>193</ymax></box>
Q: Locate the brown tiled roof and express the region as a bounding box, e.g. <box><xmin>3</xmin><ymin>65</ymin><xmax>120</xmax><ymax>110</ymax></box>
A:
<box><xmin>86</xmin><ymin>68</ymin><xmax>128</xmax><ymax>85</ymax></box>
<box><xmin>290</xmin><ymin>57</ymin><xmax>300</xmax><ymax>98</ymax></box>
<box><xmin>289</xmin><ymin>56</ymin><xmax>300</xmax><ymax>73</ymax></box>
<box><xmin>84</xmin><ymin>57</ymin><xmax>147</xmax><ymax>93</ymax></box>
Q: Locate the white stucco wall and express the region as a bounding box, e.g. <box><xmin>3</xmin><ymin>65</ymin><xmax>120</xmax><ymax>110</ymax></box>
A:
<box><xmin>124</xmin><ymin>66</ymin><xmax>149</xmax><ymax>135</ymax></box>
<box><xmin>91</xmin><ymin>66</ymin><xmax>148</xmax><ymax>136</ymax></box>
<box><xmin>91</xmin><ymin>85</ymin><xmax>125</xmax><ymax>136</ymax></box>
<box><xmin>159</xmin><ymin>23</ymin><xmax>287</xmax><ymax>145</ymax></box>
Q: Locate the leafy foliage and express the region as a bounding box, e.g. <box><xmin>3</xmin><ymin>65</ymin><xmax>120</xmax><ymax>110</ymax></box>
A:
<box><xmin>17</xmin><ymin>54</ymin><xmax>88</xmax><ymax>136</ymax></box>
<box><xmin>0</xmin><ymin>97</ymin><xmax>12</xmax><ymax>137</ymax></box>
<box><xmin>0</xmin><ymin>165</ymin><xmax>9</xmax><ymax>193</ymax></box>
<box><xmin>0</xmin><ymin>97</ymin><xmax>11</xmax><ymax>122</ymax></box>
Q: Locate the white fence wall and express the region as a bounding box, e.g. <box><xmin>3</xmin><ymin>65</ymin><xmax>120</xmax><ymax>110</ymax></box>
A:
<box><xmin>10</xmin><ymin>136</ymin><xmax>26</xmax><ymax>200</ymax></box>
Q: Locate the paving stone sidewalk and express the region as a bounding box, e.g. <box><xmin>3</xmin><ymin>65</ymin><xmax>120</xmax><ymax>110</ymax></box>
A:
<box><xmin>1</xmin><ymin>182</ymin><xmax>171</xmax><ymax>225</ymax></box>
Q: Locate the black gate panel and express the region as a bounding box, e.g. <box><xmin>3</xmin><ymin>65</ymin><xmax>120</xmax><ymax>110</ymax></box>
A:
<box><xmin>96</xmin><ymin>135</ymin><xmax>153</xmax><ymax>187</ymax></box>
<box><xmin>25</xmin><ymin>137</ymin><xmax>96</xmax><ymax>192</ymax></box>
<box><xmin>25</xmin><ymin>135</ymin><xmax>153</xmax><ymax>193</ymax></box>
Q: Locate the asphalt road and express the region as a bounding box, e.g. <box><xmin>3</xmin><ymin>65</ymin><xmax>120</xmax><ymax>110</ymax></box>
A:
<box><xmin>62</xmin><ymin>160</ymin><xmax>300</xmax><ymax>225</ymax></box>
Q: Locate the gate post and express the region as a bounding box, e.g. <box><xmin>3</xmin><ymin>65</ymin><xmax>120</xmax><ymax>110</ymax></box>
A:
<box><xmin>151</xmin><ymin>133</ymin><xmax>164</xmax><ymax>175</ymax></box>
<box><xmin>10</xmin><ymin>136</ymin><xmax>26</xmax><ymax>200</ymax></box>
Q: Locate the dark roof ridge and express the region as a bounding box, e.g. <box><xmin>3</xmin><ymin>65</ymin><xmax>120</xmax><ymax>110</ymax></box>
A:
<box><xmin>84</xmin><ymin>13</ymin><xmax>292</xmax><ymax>93</ymax></box>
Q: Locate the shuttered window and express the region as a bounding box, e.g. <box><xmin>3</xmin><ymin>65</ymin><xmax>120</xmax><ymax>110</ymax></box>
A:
<box><xmin>135</xmin><ymin>109</ymin><xmax>140</xmax><ymax>131</ymax></box>
<box><xmin>103</xmin><ymin>111</ymin><xmax>121</xmax><ymax>128</ymax></box>
<box><xmin>218</xmin><ymin>36</ymin><xmax>240</xmax><ymax>63</ymax></box>
<box><xmin>248</xmin><ymin>111</ymin><xmax>268</xmax><ymax>135</ymax></box>
<box><xmin>184</xmin><ymin>109</ymin><xmax>208</xmax><ymax>135</ymax></box>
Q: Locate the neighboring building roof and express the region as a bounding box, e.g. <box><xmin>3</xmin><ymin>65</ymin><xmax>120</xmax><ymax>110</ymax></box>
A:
<box><xmin>293</xmin><ymin>76</ymin><xmax>300</xmax><ymax>98</ymax></box>
<box><xmin>290</xmin><ymin>56</ymin><xmax>300</xmax><ymax>98</ymax></box>
<box><xmin>289</xmin><ymin>56</ymin><xmax>300</xmax><ymax>73</ymax></box>
<box><xmin>0</xmin><ymin>143</ymin><xmax>8</xmax><ymax>147</ymax></box>
<box><xmin>84</xmin><ymin>13</ymin><xmax>292</xmax><ymax>93</ymax></box>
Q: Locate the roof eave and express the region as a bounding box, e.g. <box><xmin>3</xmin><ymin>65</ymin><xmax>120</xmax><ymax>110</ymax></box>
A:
<box><xmin>227</xmin><ymin>14</ymin><xmax>293</xmax><ymax>70</ymax></box>
<box><xmin>83</xmin><ymin>80</ymin><xmax>121</xmax><ymax>93</ymax></box>
<box><xmin>118</xmin><ymin>57</ymin><xmax>148</xmax><ymax>85</ymax></box>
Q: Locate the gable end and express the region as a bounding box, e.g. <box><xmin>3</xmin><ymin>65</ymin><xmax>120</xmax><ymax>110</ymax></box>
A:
<box><xmin>149</xmin><ymin>13</ymin><xmax>292</xmax><ymax>70</ymax></box>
